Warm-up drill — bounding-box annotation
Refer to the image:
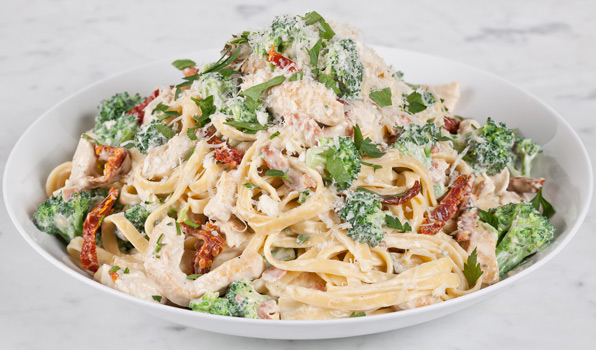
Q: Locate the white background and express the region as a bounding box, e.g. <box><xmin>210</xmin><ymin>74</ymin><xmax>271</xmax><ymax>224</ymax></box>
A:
<box><xmin>1</xmin><ymin>0</ymin><xmax>595</xmax><ymax>348</ymax></box>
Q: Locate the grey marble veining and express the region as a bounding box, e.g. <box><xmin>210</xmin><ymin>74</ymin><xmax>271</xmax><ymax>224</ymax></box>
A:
<box><xmin>1</xmin><ymin>0</ymin><xmax>595</xmax><ymax>348</ymax></box>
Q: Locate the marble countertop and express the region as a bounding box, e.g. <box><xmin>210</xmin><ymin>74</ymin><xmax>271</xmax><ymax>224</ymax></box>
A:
<box><xmin>1</xmin><ymin>0</ymin><xmax>594</xmax><ymax>348</ymax></box>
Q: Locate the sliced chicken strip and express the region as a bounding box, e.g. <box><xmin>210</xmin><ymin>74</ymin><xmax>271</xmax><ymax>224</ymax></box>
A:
<box><xmin>203</xmin><ymin>170</ymin><xmax>241</xmax><ymax>222</ymax></box>
<box><xmin>141</xmin><ymin>134</ymin><xmax>196</xmax><ymax>180</ymax></box>
<box><xmin>267</xmin><ymin>80</ymin><xmax>345</xmax><ymax>126</ymax></box>
<box><xmin>508</xmin><ymin>177</ymin><xmax>545</xmax><ymax>194</ymax></box>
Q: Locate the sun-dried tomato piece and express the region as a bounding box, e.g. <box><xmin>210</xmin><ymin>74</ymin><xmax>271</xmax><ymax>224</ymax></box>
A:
<box><xmin>215</xmin><ymin>143</ymin><xmax>244</xmax><ymax>167</ymax></box>
<box><xmin>267</xmin><ymin>45</ymin><xmax>299</xmax><ymax>73</ymax></box>
<box><xmin>81</xmin><ymin>187</ymin><xmax>119</xmax><ymax>272</ymax></box>
<box><xmin>128</xmin><ymin>89</ymin><xmax>159</xmax><ymax>124</ymax></box>
<box><xmin>443</xmin><ymin>116</ymin><xmax>460</xmax><ymax>134</ymax></box>
<box><xmin>86</xmin><ymin>145</ymin><xmax>129</xmax><ymax>187</ymax></box>
<box><xmin>206</xmin><ymin>135</ymin><xmax>244</xmax><ymax>167</ymax></box>
<box><xmin>420</xmin><ymin>175</ymin><xmax>471</xmax><ymax>235</ymax></box>
<box><xmin>380</xmin><ymin>181</ymin><xmax>421</xmax><ymax>205</ymax></box>
<box><xmin>180</xmin><ymin>222</ymin><xmax>226</xmax><ymax>275</ymax></box>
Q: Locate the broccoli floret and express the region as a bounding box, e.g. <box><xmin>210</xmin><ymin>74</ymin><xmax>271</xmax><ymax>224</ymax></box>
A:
<box><xmin>306</xmin><ymin>137</ymin><xmax>361</xmax><ymax>190</ymax></box>
<box><xmin>457</xmin><ymin>118</ymin><xmax>515</xmax><ymax>176</ymax></box>
<box><xmin>194</xmin><ymin>72</ymin><xmax>236</xmax><ymax>109</ymax></box>
<box><xmin>392</xmin><ymin>122</ymin><xmax>442</xmax><ymax>169</ymax></box>
<box><xmin>189</xmin><ymin>280</ymin><xmax>273</xmax><ymax>319</ymax></box>
<box><xmin>321</xmin><ymin>38</ymin><xmax>364</xmax><ymax>99</ymax></box>
<box><xmin>221</xmin><ymin>96</ymin><xmax>268</xmax><ymax>123</ymax></box>
<box><xmin>134</xmin><ymin>120</ymin><xmax>174</xmax><ymax>154</ymax></box>
<box><xmin>93</xmin><ymin>92</ymin><xmax>143</xmax><ymax>146</ymax></box>
<box><xmin>32</xmin><ymin>188</ymin><xmax>107</xmax><ymax>243</ymax></box>
<box><xmin>250</xmin><ymin>15</ymin><xmax>314</xmax><ymax>56</ymax></box>
<box><xmin>95</xmin><ymin>114</ymin><xmax>139</xmax><ymax>147</ymax></box>
<box><xmin>508</xmin><ymin>137</ymin><xmax>542</xmax><ymax>177</ymax></box>
<box><xmin>339</xmin><ymin>190</ymin><xmax>385</xmax><ymax>247</ymax></box>
<box><xmin>225</xmin><ymin>280</ymin><xmax>272</xmax><ymax>319</ymax></box>
<box><xmin>124</xmin><ymin>204</ymin><xmax>151</xmax><ymax>233</ymax></box>
<box><xmin>492</xmin><ymin>203</ymin><xmax>555</xmax><ymax>275</ymax></box>
<box><xmin>189</xmin><ymin>291</ymin><xmax>238</xmax><ymax>317</ymax></box>
<box><xmin>490</xmin><ymin>203</ymin><xmax>518</xmax><ymax>241</ymax></box>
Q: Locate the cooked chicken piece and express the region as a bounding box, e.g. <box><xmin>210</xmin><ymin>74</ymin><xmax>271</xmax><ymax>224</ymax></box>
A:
<box><xmin>429</xmin><ymin>159</ymin><xmax>450</xmax><ymax>185</ymax></box>
<box><xmin>345</xmin><ymin>100</ymin><xmax>384</xmax><ymax>143</ymax></box>
<box><xmin>217</xmin><ymin>218</ymin><xmax>251</xmax><ymax>248</ymax></box>
<box><xmin>263</xmin><ymin>145</ymin><xmax>316</xmax><ymax>190</ymax></box>
<box><xmin>508</xmin><ymin>177</ymin><xmax>545</xmax><ymax>194</ymax></box>
<box><xmin>68</xmin><ymin>137</ymin><xmax>98</xmax><ymax>185</ymax></box>
<box><xmin>203</xmin><ymin>170</ymin><xmax>240</xmax><ymax>222</ymax></box>
<box><xmin>95</xmin><ymin>264</ymin><xmax>166</xmax><ymax>304</ymax></box>
<box><xmin>282</xmin><ymin>113</ymin><xmax>323</xmax><ymax>148</ymax></box>
<box><xmin>267</xmin><ymin>80</ymin><xmax>345</xmax><ymax>126</ymax></box>
<box><xmin>141</xmin><ymin>135</ymin><xmax>195</xmax><ymax>180</ymax></box>
<box><xmin>489</xmin><ymin>168</ymin><xmax>510</xmax><ymax>195</ymax></box>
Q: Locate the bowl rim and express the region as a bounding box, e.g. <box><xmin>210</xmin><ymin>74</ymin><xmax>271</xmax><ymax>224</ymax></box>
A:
<box><xmin>4</xmin><ymin>45</ymin><xmax>593</xmax><ymax>327</ymax></box>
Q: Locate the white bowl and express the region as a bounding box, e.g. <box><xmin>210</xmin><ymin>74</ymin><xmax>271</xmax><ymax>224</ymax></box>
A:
<box><xmin>4</xmin><ymin>46</ymin><xmax>592</xmax><ymax>339</ymax></box>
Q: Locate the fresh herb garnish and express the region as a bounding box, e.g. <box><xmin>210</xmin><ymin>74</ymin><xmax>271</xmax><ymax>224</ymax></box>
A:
<box><xmin>152</xmin><ymin>103</ymin><xmax>181</xmax><ymax>119</ymax></box>
<box><xmin>243</xmin><ymin>183</ymin><xmax>260</xmax><ymax>190</ymax></box>
<box><xmin>270</xmin><ymin>131</ymin><xmax>280</xmax><ymax>139</ymax></box>
<box><xmin>350</xmin><ymin>312</ymin><xmax>366</xmax><ymax>317</ymax></box>
<box><xmin>477</xmin><ymin>208</ymin><xmax>498</xmax><ymax>229</ymax></box>
<box><xmin>385</xmin><ymin>215</ymin><xmax>412</xmax><ymax>231</ymax></box>
<box><xmin>183</xmin><ymin>220</ymin><xmax>200</xmax><ymax>229</ymax></box>
<box><xmin>183</xmin><ymin>148</ymin><xmax>194</xmax><ymax>162</ymax></box>
<box><xmin>230</xmin><ymin>31</ymin><xmax>250</xmax><ymax>44</ymax></box>
<box><xmin>362</xmin><ymin>161</ymin><xmax>382</xmax><ymax>171</ymax></box>
<box><xmin>224</xmin><ymin>120</ymin><xmax>269</xmax><ymax>134</ymax></box>
<box><xmin>288</xmin><ymin>70</ymin><xmax>303</xmax><ymax>81</ymax></box>
<box><xmin>303</xmin><ymin>11</ymin><xmax>335</xmax><ymax>39</ymax></box>
<box><xmin>175</xmin><ymin>221</ymin><xmax>182</xmax><ymax>236</ymax></box>
<box><xmin>109</xmin><ymin>266</ymin><xmax>120</xmax><ymax>274</ymax></box>
<box><xmin>463</xmin><ymin>248</ymin><xmax>483</xmax><ymax>287</ymax></box>
<box><xmin>317</xmin><ymin>73</ymin><xmax>341</xmax><ymax>95</ymax></box>
<box><xmin>298</xmin><ymin>189</ymin><xmax>313</xmax><ymax>204</ymax></box>
<box><xmin>369</xmin><ymin>87</ymin><xmax>392</xmax><ymax>107</ymax></box>
<box><xmin>265</xmin><ymin>169</ymin><xmax>292</xmax><ymax>184</ymax></box>
<box><xmin>307</xmin><ymin>39</ymin><xmax>323</xmax><ymax>67</ymax></box>
<box><xmin>530</xmin><ymin>187</ymin><xmax>555</xmax><ymax>219</ymax></box>
<box><xmin>174</xmin><ymin>47</ymin><xmax>240</xmax><ymax>99</ymax></box>
<box><xmin>187</xmin><ymin>127</ymin><xmax>198</xmax><ymax>140</ymax></box>
<box><xmin>152</xmin><ymin>295</ymin><xmax>162</xmax><ymax>302</ymax></box>
<box><xmin>123</xmin><ymin>267</ymin><xmax>130</xmax><ymax>274</ymax></box>
<box><xmin>191</xmin><ymin>95</ymin><xmax>216</xmax><ymax>128</ymax></box>
<box><xmin>405</xmin><ymin>90</ymin><xmax>436</xmax><ymax>114</ymax></box>
<box><xmin>353</xmin><ymin>125</ymin><xmax>385</xmax><ymax>158</ymax></box>
<box><xmin>186</xmin><ymin>274</ymin><xmax>201</xmax><ymax>280</ymax></box>
<box><xmin>296</xmin><ymin>234</ymin><xmax>310</xmax><ymax>245</ymax></box>
<box><xmin>323</xmin><ymin>153</ymin><xmax>352</xmax><ymax>188</ymax></box>
<box><xmin>153</xmin><ymin>123</ymin><xmax>175</xmax><ymax>139</ymax></box>
<box><xmin>203</xmin><ymin>47</ymin><xmax>240</xmax><ymax>76</ymax></box>
<box><xmin>155</xmin><ymin>233</ymin><xmax>165</xmax><ymax>253</ymax></box>
<box><xmin>239</xmin><ymin>75</ymin><xmax>286</xmax><ymax>101</ymax></box>
<box><xmin>171</xmin><ymin>59</ymin><xmax>196</xmax><ymax>70</ymax></box>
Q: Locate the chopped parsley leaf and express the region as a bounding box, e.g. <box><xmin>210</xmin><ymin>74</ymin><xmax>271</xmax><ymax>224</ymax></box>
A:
<box><xmin>171</xmin><ymin>59</ymin><xmax>196</xmax><ymax>70</ymax></box>
<box><xmin>369</xmin><ymin>87</ymin><xmax>392</xmax><ymax>107</ymax></box>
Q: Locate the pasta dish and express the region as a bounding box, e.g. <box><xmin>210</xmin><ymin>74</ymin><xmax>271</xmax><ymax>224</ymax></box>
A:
<box><xmin>33</xmin><ymin>12</ymin><xmax>556</xmax><ymax>320</ymax></box>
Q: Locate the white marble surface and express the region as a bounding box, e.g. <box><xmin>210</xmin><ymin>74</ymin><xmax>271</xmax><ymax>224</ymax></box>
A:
<box><xmin>1</xmin><ymin>0</ymin><xmax>595</xmax><ymax>348</ymax></box>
